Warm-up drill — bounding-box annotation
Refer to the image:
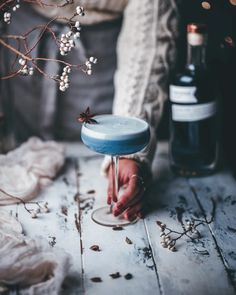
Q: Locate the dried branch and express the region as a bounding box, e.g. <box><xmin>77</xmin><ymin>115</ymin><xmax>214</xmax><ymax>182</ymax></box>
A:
<box><xmin>0</xmin><ymin>2</ymin><xmax>96</xmax><ymax>91</ymax></box>
<box><xmin>156</xmin><ymin>199</ymin><xmax>216</xmax><ymax>251</ymax></box>
<box><xmin>0</xmin><ymin>187</ymin><xmax>50</xmax><ymax>218</ymax></box>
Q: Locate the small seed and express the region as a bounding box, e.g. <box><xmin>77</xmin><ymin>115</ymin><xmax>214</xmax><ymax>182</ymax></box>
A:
<box><xmin>124</xmin><ymin>273</ymin><xmax>133</xmax><ymax>280</ymax></box>
<box><xmin>90</xmin><ymin>245</ymin><xmax>101</xmax><ymax>251</ymax></box>
<box><xmin>90</xmin><ymin>277</ymin><xmax>102</xmax><ymax>283</ymax></box>
<box><xmin>109</xmin><ymin>272</ymin><xmax>121</xmax><ymax>279</ymax></box>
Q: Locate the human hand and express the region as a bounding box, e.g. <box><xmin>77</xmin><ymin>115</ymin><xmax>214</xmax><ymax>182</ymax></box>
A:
<box><xmin>107</xmin><ymin>158</ymin><xmax>149</xmax><ymax>221</ymax></box>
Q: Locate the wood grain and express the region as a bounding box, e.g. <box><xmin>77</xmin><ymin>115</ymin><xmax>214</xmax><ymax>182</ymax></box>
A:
<box><xmin>1</xmin><ymin>142</ymin><xmax>236</xmax><ymax>295</ymax></box>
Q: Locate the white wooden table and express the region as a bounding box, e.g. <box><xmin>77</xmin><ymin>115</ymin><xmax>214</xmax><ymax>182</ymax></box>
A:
<box><xmin>4</xmin><ymin>142</ymin><xmax>236</xmax><ymax>295</ymax></box>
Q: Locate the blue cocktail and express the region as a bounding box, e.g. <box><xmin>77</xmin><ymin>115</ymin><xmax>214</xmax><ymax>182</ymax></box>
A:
<box><xmin>81</xmin><ymin>115</ymin><xmax>150</xmax><ymax>226</ymax></box>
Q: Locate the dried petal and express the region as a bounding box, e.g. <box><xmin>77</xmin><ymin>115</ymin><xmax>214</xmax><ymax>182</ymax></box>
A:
<box><xmin>112</xmin><ymin>226</ymin><xmax>124</xmax><ymax>231</ymax></box>
<box><xmin>109</xmin><ymin>272</ymin><xmax>121</xmax><ymax>279</ymax></box>
<box><xmin>90</xmin><ymin>277</ymin><xmax>102</xmax><ymax>283</ymax></box>
<box><xmin>125</xmin><ymin>237</ymin><xmax>133</xmax><ymax>245</ymax></box>
<box><xmin>90</xmin><ymin>245</ymin><xmax>101</xmax><ymax>251</ymax></box>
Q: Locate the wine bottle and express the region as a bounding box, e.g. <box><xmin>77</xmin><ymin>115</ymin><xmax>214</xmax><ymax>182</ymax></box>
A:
<box><xmin>169</xmin><ymin>23</ymin><xmax>219</xmax><ymax>176</ymax></box>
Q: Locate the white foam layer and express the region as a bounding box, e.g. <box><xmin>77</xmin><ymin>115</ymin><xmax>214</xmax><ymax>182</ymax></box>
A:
<box><xmin>81</xmin><ymin>115</ymin><xmax>149</xmax><ymax>141</ymax></box>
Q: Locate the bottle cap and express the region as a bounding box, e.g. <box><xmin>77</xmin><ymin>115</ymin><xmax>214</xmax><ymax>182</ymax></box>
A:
<box><xmin>187</xmin><ymin>23</ymin><xmax>207</xmax><ymax>46</ymax></box>
<box><xmin>187</xmin><ymin>23</ymin><xmax>207</xmax><ymax>34</ymax></box>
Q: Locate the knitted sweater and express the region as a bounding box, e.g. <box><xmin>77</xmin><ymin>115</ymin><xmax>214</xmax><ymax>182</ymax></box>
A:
<box><xmin>34</xmin><ymin>0</ymin><xmax>179</xmax><ymax>173</ymax></box>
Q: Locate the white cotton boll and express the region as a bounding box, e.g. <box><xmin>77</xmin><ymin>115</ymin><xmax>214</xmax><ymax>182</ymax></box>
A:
<box><xmin>60</xmin><ymin>86</ymin><xmax>66</xmax><ymax>92</ymax></box>
<box><xmin>76</xmin><ymin>6</ymin><xmax>84</xmax><ymax>15</ymax></box>
<box><xmin>89</xmin><ymin>57</ymin><xmax>97</xmax><ymax>63</ymax></box>
<box><xmin>60</xmin><ymin>81</ymin><xmax>65</xmax><ymax>87</ymax></box>
<box><xmin>65</xmin><ymin>83</ymin><xmax>69</xmax><ymax>89</ymax></box>
<box><xmin>74</xmin><ymin>32</ymin><xmax>80</xmax><ymax>39</ymax></box>
<box><xmin>87</xmin><ymin>69</ymin><xmax>92</xmax><ymax>75</ymax></box>
<box><xmin>75</xmin><ymin>21</ymin><xmax>80</xmax><ymax>28</ymax></box>
<box><xmin>60</xmin><ymin>51</ymin><xmax>65</xmax><ymax>56</ymax></box>
<box><xmin>12</xmin><ymin>6</ymin><xmax>17</xmax><ymax>11</ymax></box>
<box><xmin>66</xmin><ymin>31</ymin><xmax>72</xmax><ymax>37</ymax></box>
<box><xmin>16</xmin><ymin>4</ymin><xmax>20</xmax><ymax>9</ymax></box>
<box><xmin>67</xmin><ymin>68</ymin><xmax>71</xmax><ymax>73</ymax></box>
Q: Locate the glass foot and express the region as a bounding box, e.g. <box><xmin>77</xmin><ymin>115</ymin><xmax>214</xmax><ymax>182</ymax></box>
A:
<box><xmin>91</xmin><ymin>206</ymin><xmax>138</xmax><ymax>227</ymax></box>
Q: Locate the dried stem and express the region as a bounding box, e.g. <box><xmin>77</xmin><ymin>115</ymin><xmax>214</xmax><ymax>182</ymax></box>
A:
<box><xmin>0</xmin><ymin>187</ymin><xmax>48</xmax><ymax>217</ymax></box>
<box><xmin>0</xmin><ymin>1</ymin><xmax>94</xmax><ymax>90</ymax></box>
<box><xmin>156</xmin><ymin>199</ymin><xmax>216</xmax><ymax>251</ymax></box>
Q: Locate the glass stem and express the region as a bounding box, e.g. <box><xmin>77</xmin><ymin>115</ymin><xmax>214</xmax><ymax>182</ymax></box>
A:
<box><xmin>110</xmin><ymin>155</ymin><xmax>119</xmax><ymax>213</ymax></box>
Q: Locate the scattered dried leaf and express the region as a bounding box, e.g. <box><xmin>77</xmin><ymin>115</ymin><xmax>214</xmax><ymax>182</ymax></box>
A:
<box><xmin>87</xmin><ymin>189</ymin><xmax>95</xmax><ymax>194</ymax></box>
<box><xmin>109</xmin><ymin>272</ymin><xmax>121</xmax><ymax>279</ymax></box>
<box><xmin>90</xmin><ymin>245</ymin><xmax>101</xmax><ymax>251</ymax></box>
<box><xmin>125</xmin><ymin>237</ymin><xmax>133</xmax><ymax>245</ymax></box>
<box><xmin>90</xmin><ymin>277</ymin><xmax>102</xmax><ymax>283</ymax></box>
<box><xmin>124</xmin><ymin>273</ymin><xmax>133</xmax><ymax>280</ymax></box>
<box><xmin>112</xmin><ymin>226</ymin><xmax>124</xmax><ymax>231</ymax></box>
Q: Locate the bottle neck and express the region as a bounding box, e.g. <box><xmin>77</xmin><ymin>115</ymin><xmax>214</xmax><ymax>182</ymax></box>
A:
<box><xmin>187</xmin><ymin>43</ymin><xmax>206</xmax><ymax>69</ymax></box>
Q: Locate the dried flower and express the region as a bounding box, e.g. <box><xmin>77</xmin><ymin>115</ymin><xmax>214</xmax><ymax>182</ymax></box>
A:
<box><xmin>77</xmin><ymin>107</ymin><xmax>97</xmax><ymax>124</ymax></box>
<box><xmin>156</xmin><ymin>199</ymin><xmax>216</xmax><ymax>252</ymax></box>
<box><xmin>76</xmin><ymin>6</ymin><xmax>85</xmax><ymax>16</ymax></box>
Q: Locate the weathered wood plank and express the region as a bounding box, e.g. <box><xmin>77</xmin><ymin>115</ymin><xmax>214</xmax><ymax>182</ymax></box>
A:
<box><xmin>189</xmin><ymin>171</ymin><xmax>236</xmax><ymax>288</ymax></box>
<box><xmin>78</xmin><ymin>156</ymin><xmax>161</xmax><ymax>295</ymax></box>
<box><xmin>144</xmin><ymin>145</ymin><xmax>235</xmax><ymax>295</ymax></box>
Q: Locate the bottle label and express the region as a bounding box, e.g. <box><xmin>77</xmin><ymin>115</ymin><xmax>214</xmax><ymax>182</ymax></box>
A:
<box><xmin>170</xmin><ymin>85</ymin><xmax>197</xmax><ymax>103</ymax></box>
<box><xmin>172</xmin><ymin>102</ymin><xmax>217</xmax><ymax>122</ymax></box>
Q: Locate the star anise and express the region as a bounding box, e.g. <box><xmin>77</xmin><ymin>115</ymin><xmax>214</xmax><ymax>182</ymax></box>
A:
<box><xmin>77</xmin><ymin>107</ymin><xmax>97</xmax><ymax>124</ymax></box>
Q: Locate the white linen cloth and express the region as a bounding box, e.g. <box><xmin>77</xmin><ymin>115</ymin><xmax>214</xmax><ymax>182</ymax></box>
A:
<box><xmin>0</xmin><ymin>137</ymin><xmax>65</xmax><ymax>204</ymax></box>
<box><xmin>0</xmin><ymin>210</ymin><xmax>71</xmax><ymax>294</ymax></box>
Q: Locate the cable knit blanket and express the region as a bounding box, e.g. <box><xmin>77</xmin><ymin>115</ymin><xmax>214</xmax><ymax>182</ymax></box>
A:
<box><xmin>0</xmin><ymin>210</ymin><xmax>71</xmax><ymax>294</ymax></box>
<box><xmin>0</xmin><ymin>137</ymin><xmax>65</xmax><ymax>204</ymax></box>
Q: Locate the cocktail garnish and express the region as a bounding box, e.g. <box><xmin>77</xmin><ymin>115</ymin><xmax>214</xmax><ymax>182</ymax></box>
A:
<box><xmin>77</xmin><ymin>107</ymin><xmax>98</xmax><ymax>124</ymax></box>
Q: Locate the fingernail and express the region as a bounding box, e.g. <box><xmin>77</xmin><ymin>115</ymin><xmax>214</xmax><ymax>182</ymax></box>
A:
<box><xmin>117</xmin><ymin>203</ymin><xmax>123</xmax><ymax>210</ymax></box>
<box><xmin>113</xmin><ymin>210</ymin><xmax>120</xmax><ymax>217</ymax></box>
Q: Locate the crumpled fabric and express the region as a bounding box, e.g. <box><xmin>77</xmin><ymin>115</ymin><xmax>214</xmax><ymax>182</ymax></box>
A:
<box><xmin>0</xmin><ymin>210</ymin><xmax>71</xmax><ymax>295</ymax></box>
<box><xmin>0</xmin><ymin>137</ymin><xmax>65</xmax><ymax>204</ymax></box>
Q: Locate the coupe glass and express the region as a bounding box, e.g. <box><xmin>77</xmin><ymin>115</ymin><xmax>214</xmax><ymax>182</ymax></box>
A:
<box><xmin>81</xmin><ymin>115</ymin><xmax>150</xmax><ymax>227</ymax></box>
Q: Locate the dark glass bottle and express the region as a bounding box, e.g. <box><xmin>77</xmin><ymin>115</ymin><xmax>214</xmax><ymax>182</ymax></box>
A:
<box><xmin>169</xmin><ymin>23</ymin><xmax>219</xmax><ymax>176</ymax></box>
